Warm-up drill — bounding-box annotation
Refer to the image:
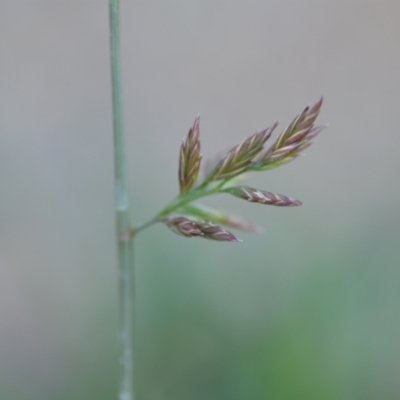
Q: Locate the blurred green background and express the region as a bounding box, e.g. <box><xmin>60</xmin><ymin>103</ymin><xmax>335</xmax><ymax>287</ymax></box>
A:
<box><xmin>1</xmin><ymin>1</ymin><xmax>400</xmax><ymax>399</ymax></box>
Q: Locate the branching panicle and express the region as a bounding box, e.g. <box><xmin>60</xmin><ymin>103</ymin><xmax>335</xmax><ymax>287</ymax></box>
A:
<box><xmin>135</xmin><ymin>97</ymin><xmax>326</xmax><ymax>243</ymax></box>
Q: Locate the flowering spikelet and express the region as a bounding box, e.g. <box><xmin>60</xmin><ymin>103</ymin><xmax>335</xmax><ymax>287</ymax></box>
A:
<box><xmin>195</xmin><ymin>221</ymin><xmax>241</xmax><ymax>242</ymax></box>
<box><xmin>162</xmin><ymin>215</ymin><xmax>241</xmax><ymax>241</ymax></box>
<box><xmin>205</xmin><ymin>122</ymin><xmax>278</xmax><ymax>182</ymax></box>
<box><xmin>254</xmin><ymin>97</ymin><xmax>326</xmax><ymax>170</ymax></box>
<box><xmin>162</xmin><ymin>215</ymin><xmax>203</xmax><ymax>237</ymax></box>
<box><xmin>225</xmin><ymin>186</ymin><xmax>302</xmax><ymax>207</ymax></box>
<box><xmin>179</xmin><ymin>115</ymin><xmax>202</xmax><ymax>193</ymax></box>
<box><xmin>179</xmin><ymin>203</ymin><xmax>261</xmax><ymax>232</ymax></box>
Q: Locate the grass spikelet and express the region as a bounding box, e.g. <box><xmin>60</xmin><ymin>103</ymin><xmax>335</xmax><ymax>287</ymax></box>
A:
<box><xmin>225</xmin><ymin>186</ymin><xmax>302</xmax><ymax>207</ymax></box>
<box><xmin>254</xmin><ymin>97</ymin><xmax>326</xmax><ymax>170</ymax></box>
<box><xmin>162</xmin><ymin>215</ymin><xmax>203</xmax><ymax>237</ymax></box>
<box><xmin>162</xmin><ymin>215</ymin><xmax>241</xmax><ymax>242</ymax></box>
<box><xmin>179</xmin><ymin>115</ymin><xmax>202</xmax><ymax>193</ymax></box>
<box><xmin>195</xmin><ymin>221</ymin><xmax>242</xmax><ymax>242</ymax></box>
<box><xmin>179</xmin><ymin>203</ymin><xmax>261</xmax><ymax>232</ymax></box>
<box><xmin>205</xmin><ymin>122</ymin><xmax>278</xmax><ymax>182</ymax></box>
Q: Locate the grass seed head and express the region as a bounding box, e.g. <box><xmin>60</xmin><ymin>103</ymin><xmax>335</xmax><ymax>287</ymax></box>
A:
<box><xmin>162</xmin><ymin>97</ymin><xmax>326</xmax><ymax>242</ymax></box>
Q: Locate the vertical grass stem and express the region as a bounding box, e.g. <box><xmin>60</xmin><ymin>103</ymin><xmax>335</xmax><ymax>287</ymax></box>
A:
<box><xmin>109</xmin><ymin>1</ymin><xmax>135</xmax><ymax>399</ymax></box>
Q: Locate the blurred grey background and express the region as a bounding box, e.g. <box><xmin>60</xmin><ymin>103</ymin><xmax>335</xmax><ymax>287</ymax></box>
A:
<box><xmin>1</xmin><ymin>1</ymin><xmax>400</xmax><ymax>399</ymax></box>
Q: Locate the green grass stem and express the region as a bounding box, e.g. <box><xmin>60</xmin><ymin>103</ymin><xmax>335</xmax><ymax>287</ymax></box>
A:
<box><xmin>109</xmin><ymin>1</ymin><xmax>135</xmax><ymax>399</ymax></box>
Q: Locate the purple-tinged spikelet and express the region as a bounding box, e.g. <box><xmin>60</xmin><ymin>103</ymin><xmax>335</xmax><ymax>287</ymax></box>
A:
<box><xmin>179</xmin><ymin>115</ymin><xmax>202</xmax><ymax>193</ymax></box>
<box><xmin>162</xmin><ymin>215</ymin><xmax>241</xmax><ymax>242</ymax></box>
<box><xmin>179</xmin><ymin>203</ymin><xmax>261</xmax><ymax>232</ymax></box>
<box><xmin>254</xmin><ymin>97</ymin><xmax>326</xmax><ymax>170</ymax></box>
<box><xmin>162</xmin><ymin>215</ymin><xmax>203</xmax><ymax>237</ymax></box>
<box><xmin>225</xmin><ymin>186</ymin><xmax>302</xmax><ymax>207</ymax></box>
<box><xmin>205</xmin><ymin>123</ymin><xmax>278</xmax><ymax>182</ymax></box>
<box><xmin>195</xmin><ymin>221</ymin><xmax>242</xmax><ymax>242</ymax></box>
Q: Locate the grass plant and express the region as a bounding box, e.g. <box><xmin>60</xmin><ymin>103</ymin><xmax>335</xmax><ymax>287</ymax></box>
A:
<box><xmin>108</xmin><ymin>1</ymin><xmax>326</xmax><ymax>398</ymax></box>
